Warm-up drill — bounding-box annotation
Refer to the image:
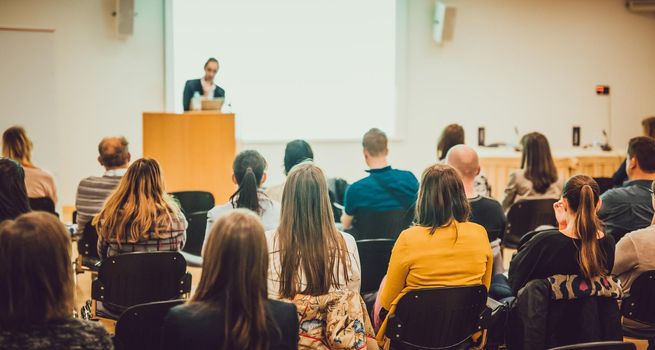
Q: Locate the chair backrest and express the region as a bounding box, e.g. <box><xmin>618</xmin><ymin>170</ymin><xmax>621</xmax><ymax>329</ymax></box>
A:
<box><xmin>351</xmin><ymin>208</ymin><xmax>414</xmax><ymax>241</ymax></box>
<box><xmin>593</xmin><ymin>177</ymin><xmax>614</xmax><ymax>195</ymax></box>
<box><xmin>357</xmin><ymin>239</ymin><xmax>395</xmax><ymax>294</ymax></box>
<box><xmin>77</xmin><ymin>221</ymin><xmax>100</xmax><ymax>261</ymax></box>
<box><xmin>170</xmin><ymin>191</ymin><xmax>215</xmax><ymax>215</ymax></box>
<box><xmin>504</xmin><ymin>199</ymin><xmax>558</xmax><ymax>248</ymax></box>
<box><xmin>620</xmin><ymin>270</ymin><xmax>655</xmax><ymax>325</ymax></box>
<box><xmin>92</xmin><ymin>252</ymin><xmax>191</xmax><ymax>313</ymax></box>
<box><xmin>28</xmin><ymin>197</ymin><xmax>57</xmax><ymax>216</ymax></box>
<box><xmin>114</xmin><ymin>299</ymin><xmax>184</xmax><ymax>350</ymax></box>
<box><xmin>181</xmin><ymin>211</ymin><xmax>208</xmax><ymax>257</ymax></box>
<box><xmin>386</xmin><ymin>285</ymin><xmax>488</xmax><ymax>350</ymax></box>
<box><xmin>549</xmin><ymin>341</ymin><xmax>637</xmax><ymax>350</ymax></box>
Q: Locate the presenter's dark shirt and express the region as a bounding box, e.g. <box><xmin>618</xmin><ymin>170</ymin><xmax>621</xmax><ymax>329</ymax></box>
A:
<box><xmin>469</xmin><ymin>195</ymin><xmax>506</xmax><ymax>242</ymax></box>
<box><xmin>161</xmin><ymin>300</ymin><xmax>299</xmax><ymax>350</ymax></box>
<box><xmin>182</xmin><ymin>78</ymin><xmax>225</xmax><ymax>111</ymax></box>
<box><xmin>599</xmin><ymin>179</ymin><xmax>654</xmax><ymax>242</ymax></box>
<box><xmin>343</xmin><ymin>166</ymin><xmax>419</xmax><ymax>215</ymax></box>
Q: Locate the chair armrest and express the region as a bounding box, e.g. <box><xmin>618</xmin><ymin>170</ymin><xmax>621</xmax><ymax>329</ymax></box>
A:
<box><xmin>180</xmin><ymin>251</ymin><xmax>202</xmax><ymax>267</ymax></box>
<box><xmin>91</xmin><ymin>278</ymin><xmax>104</xmax><ymax>300</ymax></box>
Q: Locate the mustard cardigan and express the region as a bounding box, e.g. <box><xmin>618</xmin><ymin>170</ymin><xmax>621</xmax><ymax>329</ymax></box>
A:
<box><xmin>376</xmin><ymin>221</ymin><xmax>493</xmax><ymax>343</ymax></box>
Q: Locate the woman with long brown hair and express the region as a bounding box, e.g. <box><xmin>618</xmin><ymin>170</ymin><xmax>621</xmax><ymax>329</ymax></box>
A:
<box><xmin>2</xmin><ymin>126</ymin><xmax>58</xmax><ymax>205</ymax></box>
<box><xmin>267</xmin><ymin>163</ymin><xmax>361</xmax><ymax>299</ymax></box>
<box><xmin>94</xmin><ymin>158</ymin><xmax>186</xmax><ymax>258</ymax></box>
<box><xmin>375</xmin><ymin>164</ymin><xmax>493</xmax><ymax>343</ymax></box>
<box><xmin>502</xmin><ymin>132</ymin><xmax>562</xmax><ymax>210</ymax></box>
<box><xmin>162</xmin><ymin>210</ymin><xmax>298</xmax><ymax>350</ymax></box>
<box><xmin>0</xmin><ymin>212</ymin><xmax>113</xmax><ymax>349</ymax></box>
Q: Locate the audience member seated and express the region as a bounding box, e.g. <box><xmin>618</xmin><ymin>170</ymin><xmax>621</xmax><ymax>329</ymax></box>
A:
<box><xmin>75</xmin><ymin>136</ymin><xmax>130</xmax><ymax>235</ymax></box>
<box><xmin>492</xmin><ymin>175</ymin><xmax>615</xmax><ymax>299</ymax></box>
<box><xmin>162</xmin><ymin>210</ymin><xmax>298</xmax><ymax>350</ymax></box>
<box><xmin>611</xmin><ymin>118</ymin><xmax>655</xmax><ymax>187</ymax></box>
<box><xmin>437</xmin><ymin>123</ymin><xmax>491</xmax><ymax>196</ymax></box>
<box><xmin>447</xmin><ymin>145</ymin><xmax>506</xmax><ymax>274</ymax></box>
<box><xmin>502</xmin><ymin>132</ymin><xmax>562</xmax><ymax>211</ymax></box>
<box><xmin>206</xmin><ymin>150</ymin><xmax>280</xmax><ymax>246</ymax></box>
<box><xmin>375</xmin><ymin>164</ymin><xmax>493</xmax><ymax>344</ymax></box>
<box><xmin>265</xmin><ymin>139</ymin><xmax>314</xmax><ymax>202</ymax></box>
<box><xmin>0</xmin><ymin>212</ymin><xmax>113</xmax><ymax>350</ymax></box>
<box><xmin>94</xmin><ymin>158</ymin><xmax>187</xmax><ymax>259</ymax></box>
<box><xmin>599</xmin><ymin>136</ymin><xmax>655</xmax><ymax>242</ymax></box>
<box><xmin>2</xmin><ymin>126</ymin><xmax>58</xmax><ymax>205</ymax></box>
<box><xmin>341</xmin><ymin>128</ymin><xmax>418</xmax><ymax>230</ymax></box>
<box><xmin>266</xmin><ymin>163</ymin><xmax>361</xmax><ymax>299</ymax></box>
<box><xmin>0</xmin><ymin>158</ymin><xmax>31</xmax><ymax>222</ymax></box>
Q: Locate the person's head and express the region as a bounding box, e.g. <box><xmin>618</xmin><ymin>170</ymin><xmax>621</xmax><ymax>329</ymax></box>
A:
<box><xmin>277</xmin><ymin>163</ymin><xmax>350</xmax><ymax>298</ymax></box>
<box><xmin>520</xmin><ymin>132</ymin><xmax>558</xmax><ymax>193</ymax></box>
<box><xmin>94</xmin><ymin>158</ymin><xmax>181</xmax><ymax>243</ymax></box>
<box><xmin>229</xmin><ymin>150</ymin><xmax>268</xmax><ymax>214</ymax></box>
<box><xmin>362</xmin><ymin>128</ymin><xmax>389</xmax><ymax>165</ymax></box>
<box><xmin>97</xmin><ymin>136</ymin><xmax>130</xmax><ymax>170</ymax></box>
<box><xmin>0</xmin><ymin>158</ymin><xmax>30</xmax><ymax>221</ymax></box>
<box><xmin>416</xmin><ymin>164</ymin><xmax>471</xmax><ymax>235</ymax></box>
<box><xmin>625</xmin><ymin>136</ymin><xmax>655</xmax><ymax>179</ymax></box>
<box><xmin>283</xmin><ymin>139</ymin><xmax>313</xmax><ymax>175</ymax></box>
<box><xmin>0</xmin><ymin>212</ymin><xmax>73</xmax><ymax>327</ymax></box>
<box><xmin>437</xmin><ymin>124</ymin><xmax>465</xmax><ymax>161</ymax></box>
<box><xmin>642</xmin><ymin>117</ymin><xmax>655</xmax><ymax>138</ymax></box>
<box><xmin>203</xmin><ymin>57</ymin><xmax>219</xmax><ymax>81</ymax></box>
<box><xmin>559</xmin><ymin>175</ymin><xmax>607</xmax><ymax>279</ymax></box>
<box><xmin>2</xmin><ymin>126</ymin><xmax>33</xmax><ymax>166</ymax></box>
<box><xmin>446</xmin><ymin>144</ymin><xmax>481</xmax><ymax>183</ymax></box>
<box><xmin>194</xmin><ymin>209</ymin><xmax>271</xmax><ymax>350</ymax></box>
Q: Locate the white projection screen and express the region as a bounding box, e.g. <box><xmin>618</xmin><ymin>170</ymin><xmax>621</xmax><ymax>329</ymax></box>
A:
<box><xmin>167</xmin><ymin>0</ymin><xmax>397</xmax><ymax>141</ymax></box>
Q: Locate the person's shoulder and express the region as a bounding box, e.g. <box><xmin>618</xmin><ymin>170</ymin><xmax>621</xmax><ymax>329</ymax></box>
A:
<box><xmin>267</xmin><ymin>299</ymin><xmax>296</xmax><ymax>315</ymax></box>
<box><xmin>185</xmin><ymin>78</ymin><xmax>200</xmax><ymax>86</ymax></box>
<box><xmin>166</xmin><ymin>303</ymin><xmax>203</xmax><ymax>321</ymax></box>
<box><xmin>207</xmin><ymin>202</ymin><xmax>234</xmax><ymax>218</ymax></box>
<box><xmin>60</xmin><ymin>318</ymin><xmax>112</xmax><ymax>343</ymax></box>
<box><xmin>392</xmin><ymin>168</ymin><xmax>418</xmax><ymax>179</ymax></box>
<box><xmin>623</xmin><ymin>225</ymin><xmax>655</xmax><ymax>242</ymax></box>
<box><xmin>478</xmin><ymin>196</ymin><xmax>503</xmax><ymax>210</ymax></box>
<box><xmin>339</xmin><ymin>230</ymin><xmax>357</xmax><ymax>248</ymax></box>
<box><xmin>459</xmin><ymin>221</ymin><xmax>489</xmax><ymax>239</ymax></box>
<box><xmin>600</xmin><ymin>186</ymin><xmax>625</xmax><ymax>201</ymax></box>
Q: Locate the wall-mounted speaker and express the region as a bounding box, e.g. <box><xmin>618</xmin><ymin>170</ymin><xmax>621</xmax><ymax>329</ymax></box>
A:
<box><xmin>433</xmin><ymin>0</ymin><xmax>446</xmax><ymax>44</ymax></box>
<box><xmin>115</xmin><ymin>0</ymin><xmax>135</xmax><ymax>36</ymax></box>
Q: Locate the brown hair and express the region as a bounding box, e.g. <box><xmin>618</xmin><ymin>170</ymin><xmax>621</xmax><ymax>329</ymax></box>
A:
<box><xmin>229</xmin><ymin>150</ymin><xmax>268</xmax><ymax>215</ymax></box>
<box><xmin>193</xmin><ymin>210</ymin><xmax>272</xmax><ymax>350</ymax></box>
<box><xmin>2</xmin><ymin>126</ymin><xmax>33</xmax><ymax>167</ymax></box>
<box><xmin>416</xmin><ymin>164</ymin><xmax>471</xmax><ymax>235</ymax></box>
<box><xmin>437</xmin><ymin>124</ymin><xmax>465</xmax><ymax>161</ymax></box>
<box><xmin>362</xmin><ymin>128</ymin><xmax>388</xmax><ymax>157</ymax></box>
<box><xmin>562</xmin><ymin>175</ymin><xmax>607</xmax><ymax>279</ymax></box>
<box><xmin>627</xmin><ymin>136</ymin><xmax>655</xmax><ymax>173</ymax></box>
<box><xmin>276</xmin><ymin>163</ymin><xmax>350</xmax><ymax>298</ymax></box>
<box><xmin>520</xmin><ymin>132</ymin><xmax>558</xmax><ymax>193</ymax></box>
<box><xmin>94</xmin><ymin>158</ymin><xmax>181</xmax><ymax>244</ymax></box>
<box><xmin>98</xmin><ymin>136</ymin><xmax>130</xmax><ymax>168</ymax></box>
<box><xmin>0</xmin><ymin>212</ymin><xmax>74</xmax><ymax>327</ymax></box>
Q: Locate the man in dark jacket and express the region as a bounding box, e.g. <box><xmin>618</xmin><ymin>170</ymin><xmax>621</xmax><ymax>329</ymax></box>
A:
<box><xmin>182</xmin><ymin>57</ymin><xmax>226</xmax><ymax>111</ymax></box>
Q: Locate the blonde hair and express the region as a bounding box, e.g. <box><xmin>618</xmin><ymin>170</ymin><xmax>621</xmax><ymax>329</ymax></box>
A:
<box><xmin>2</xmin><ymin>126</ymin><xmax>33</xmax><ymax>166</ymax></box>
<box><xmin>94</xmin><ymin>158</ymin><xmax>181</xmax><ymax>244</ymax></box>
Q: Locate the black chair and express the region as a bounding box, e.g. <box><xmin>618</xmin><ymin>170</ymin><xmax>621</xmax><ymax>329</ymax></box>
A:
<box><xmin>549</xmin><ymin>341</ymin><xmax>636</xmax><ymax>350</ymax></box>
<box><xmin>28</xmin><ymin>197</ymin><xmax>58</xmax><ymax>217</ymax></box>
<box><xmin>114</xmin><ymin>299</ymin><xmax>184</xmax><ymax>350</ymax></box>
<box><xmin>385</xmin><ymin>285</ymin><xmax>489</xmax><ymax>350</ymax></box>
<box><xmin>593</xmin><ymin>177</ymin><xmax>615</xmax><ymax>195</ymax></box>
<box><xmin>620</xmin><ymin>271</ymin><xmax>655</xmax><ymax>350</ymax></box>
<box><xmin>503</xmin><ymin>199</ymin><xmax>558</xmax><ymax>249</ymax></box>
<box><xmin>170</xmin><ymin>191</ymin><xmax>215</xmax><ymax>215</ymax></box>
<box><xmin>350</xmin><ymin>208</ymin><xmax>414</xmax><ymax>241</ymax></box>
<box><xmin>91</xmin><ymin>251</ymin><xmax>192</xmax><ymax>320</ymax></box>
<box><xmin>328</xmin><ymin>177</ymin><xmax>349</xmax><ymax>223</ymax></box>
<box><xmin>357</xmin><ymin>239</ymin><xmax>395</xmax><ymax>294</ymax></box>
<box><xmin>75</xmin><ymin>221</ymin><xmax>101</xmax><ymax>273</ymax></box>
<box><xmin>180</xmin><ymin>211</ymin><xmax>208</xmax><ymax>267</ymax></box>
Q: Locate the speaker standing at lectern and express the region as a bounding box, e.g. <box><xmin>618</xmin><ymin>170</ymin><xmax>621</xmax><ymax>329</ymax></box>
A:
<box><xmin>182</xmin><ymin>57</ymin><xmax>226</xmax><ymax>111</ymax></box>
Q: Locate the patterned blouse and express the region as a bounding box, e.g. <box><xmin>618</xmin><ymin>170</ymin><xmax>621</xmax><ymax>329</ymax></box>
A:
<box><xmin>0</xmin><ymin>318</ymin><xmax>113</xmax><ymax>350</ymax></box>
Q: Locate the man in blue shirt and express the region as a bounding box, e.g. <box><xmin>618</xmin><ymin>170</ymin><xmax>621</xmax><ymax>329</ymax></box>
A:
<box><xmin>341</xmin><ymin>128</ymin><xmax>419</xmax><ymax>229</ymax></box>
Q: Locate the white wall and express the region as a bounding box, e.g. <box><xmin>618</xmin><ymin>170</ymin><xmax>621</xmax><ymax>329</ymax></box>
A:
<box><xmin>0</xmin><ymin>0</ymin><xmax>165</xmax><ymax>208</ymax></box>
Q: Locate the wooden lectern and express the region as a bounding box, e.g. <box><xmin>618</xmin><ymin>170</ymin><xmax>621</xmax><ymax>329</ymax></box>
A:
<box><xmin>143</xmin><ymin>111</ymin><xmax>236</xmax><ymax>203</ymax></box>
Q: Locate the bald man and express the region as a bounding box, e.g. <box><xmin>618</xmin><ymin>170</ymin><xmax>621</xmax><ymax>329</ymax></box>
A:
<box><xmin>447</xmin><ymin>144</ymin><xmax>506</xmax><ymax>273</ymax></box>
<box><xmin>74</xmin><ymin>136</ymin><xmax>131</xmax><ymax>235</ymax></box>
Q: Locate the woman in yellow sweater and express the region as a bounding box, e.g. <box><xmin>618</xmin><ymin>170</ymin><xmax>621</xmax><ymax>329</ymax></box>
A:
<box><xmin>375</xmin><ymin>164</ymin><xmax>493</xmax><ymax>344</ymax></box>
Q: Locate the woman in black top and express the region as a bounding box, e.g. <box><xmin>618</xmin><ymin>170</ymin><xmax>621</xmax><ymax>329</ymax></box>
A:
<box><xmin>161</xmin><ymin>209</ymin><xmax>298</xmax><ymax>350</ymax></box>
<box><xmin>0</xmin><ymin>158</ymin><xmax>30</xmax><ymax>222</ymax></box>
<box><xmin>507</xmin><ymin>175</ymin><xmax>615</xmax><ymax>295</ymax></box>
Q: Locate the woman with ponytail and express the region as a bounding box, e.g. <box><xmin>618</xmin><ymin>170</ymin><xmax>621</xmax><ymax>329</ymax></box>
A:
<box><xmin>206</xmin><ymin>151</ymin><xmax>280</xmax><ymax>242</ymax></box>
<box><xmin>505</xmin><ymin>174</ymin><xmax>615</xmax><ymax>295</ymax></box>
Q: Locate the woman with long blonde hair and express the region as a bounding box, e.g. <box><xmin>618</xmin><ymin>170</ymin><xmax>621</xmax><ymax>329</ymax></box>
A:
<box><xmin>162</xmin><ymin>210</ymin><xmax>298</xmax><ymax>350</ymax></box>
<box><xmin>94</xmin><ymin>158</ymin><xmax>186</xmax><ymax>258</ymax></box>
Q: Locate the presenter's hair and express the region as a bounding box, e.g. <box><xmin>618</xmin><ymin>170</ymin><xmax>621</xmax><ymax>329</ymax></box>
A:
<box><xmin>193</xmin><ymin>210</ymin><xmax>273</xmax><ymax>350</ymax></box>
<box><xmin>521</xmin><ymin>132</ymin><xmax>558</xmax><ymax>194</ymax></box>
<box><xmin>276</xmin><ymin>163</ymin><xmax>350</xmax><ymax>298</ymax></box>
<box><xmin>284</xmin><ymin>140</ymin><xmax>314</xmax><ymax>175</ymax></box>
<box><xmin>94</xmin><ymin>158</ymin><xmax>181</xmax><ymax>243</ymax></box>
<box><xmin>416</xmin><ymin>164</ymin><xmax>470</xmax><ymax>236</ymax></box>
<box><xmin>0</xmin><ymin>159</ymin><xmax>30</xmax><ymax>222</ymax></box>
<box><xmin>230</xmin><ymin>150</ymin><xmax>268</xmax><ymax>215</ymax></box>
<box><xmin>98</xmin><ymin>136</ymin><xmax>130</xmax><ymax>168</ymax></box>
<box><xmin>2</xmin><ymin>126</ymin><xmax>33</xmax><ymax>166</ymax></box>
<box><xmin>204</xmin><ymin>57</ymin><xmax>219</xmax><ymax>68</ymax></box>
<box><xmin>362</xmin><ymin>128</ymin><xmax>388</xmax><ymax>157</ymax></box>
<box><xmin>437</xmin><ymin>124</ymin><xmax>465</xmax><ymax>161</ymax></box>
<box><xmin>627</xmin><ymin>136</ymin><xmax>655</xmax><ymax>173</ymax></box>
<box><xmin>0</xmin><ymin>212</ymin><xmax>74</xmax><ymax>327</ymax></box>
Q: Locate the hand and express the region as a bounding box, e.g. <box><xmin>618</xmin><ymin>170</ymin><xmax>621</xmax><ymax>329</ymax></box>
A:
<box><xmin>553</xmin><ymin>200</ymin><xmax>567</xmax><ymax>230</ymax></box>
